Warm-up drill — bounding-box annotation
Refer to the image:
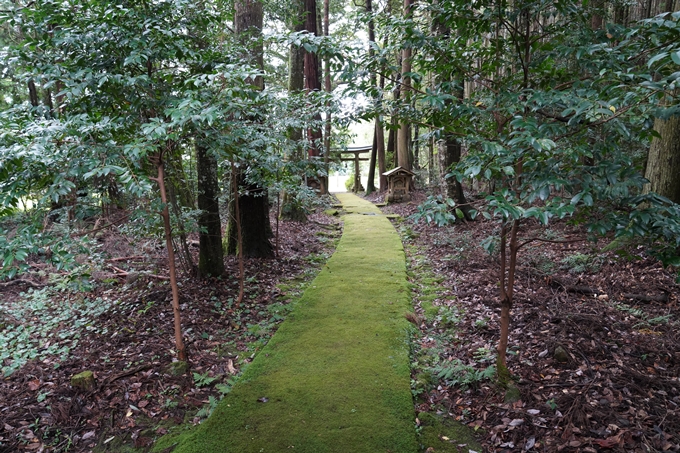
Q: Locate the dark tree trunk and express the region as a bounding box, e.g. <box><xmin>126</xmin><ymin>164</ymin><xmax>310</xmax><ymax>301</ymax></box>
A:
<box><xmin>196</xmin><ymin>142</ymin><xmax>225</xmax><ymax>277</ymax></box>
<box><xmin>28</xmin><ymin>80</ymin><xmax>39</xmax><ymax>107</ymax></box>
<box><xmin>304</xmin><ymin>0</ymin><xmax>325</xmax><ymax>192</ymax></box>
<box><xmin>366</xmin><ymin>128</ymin><xmax>378</xmax><ymax>194</ymax></box>
<box><xmin>365</xmin><ymin>0</ymin><xmax>379</xmax><ymax>195</ymax></box>
<box><xmin>377</xmin><ymin>117</ymin><xmax>387</xmax><ymax>191</ymax></box>
<box><xmin>442</xmin><ymin>135</ymin><xmax>473</xmax><ymax>219</ymax></box>
<box><xmin>227</xmin><ymin>174</ymin><xmax>274</xmax><ymax>257</ymax></box>
<box><xmin>226</xmin><ymin>0</ymin><xmax>274</xmax><ymax>258</ymax></box>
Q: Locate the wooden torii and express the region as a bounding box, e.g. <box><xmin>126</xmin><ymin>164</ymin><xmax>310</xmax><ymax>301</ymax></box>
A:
<box><xmin>332</xmin><ymin>145</ymin><xmax>372</xmax><ymax>193</ymax></box>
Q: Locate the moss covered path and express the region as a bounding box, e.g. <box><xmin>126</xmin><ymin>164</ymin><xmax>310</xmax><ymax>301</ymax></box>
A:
<box><xmin>159</xmin><ymin>193</ymin><xmax>418</xmax><ymax>453</ymax></box>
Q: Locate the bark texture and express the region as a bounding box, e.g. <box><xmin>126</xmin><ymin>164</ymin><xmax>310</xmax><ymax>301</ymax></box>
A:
<box><xmin>196</xmin><ymin>142</ymin><xmax>225</xmax><ymax>277</ymax></box>
<box><xmin>645</xmin><ymin>114</ymin><xmax>680</xmax><ymax>203</ymax></box>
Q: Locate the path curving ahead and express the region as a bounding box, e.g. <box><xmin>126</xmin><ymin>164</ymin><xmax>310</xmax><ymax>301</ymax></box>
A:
<box><xmin>157</xmin><ymin>193</ymin><xmax>418</xmax><ymax>453</ymax></box>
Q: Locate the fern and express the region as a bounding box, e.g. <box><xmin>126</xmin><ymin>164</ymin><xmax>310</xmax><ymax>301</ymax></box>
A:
<box><xmin>195</xmin><ymin>396</ymin><xmax>219</xmax><ymax>419</ymax></box>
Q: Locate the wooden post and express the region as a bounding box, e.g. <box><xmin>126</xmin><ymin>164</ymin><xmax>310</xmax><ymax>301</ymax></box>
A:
<box><xmin>354</xmin><ymin>153</ymin><xmax>360</xmax><ymax>192</ymax></box>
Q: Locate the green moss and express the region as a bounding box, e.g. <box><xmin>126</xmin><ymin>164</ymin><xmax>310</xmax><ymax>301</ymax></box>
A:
<box><xmin>154</xmin><ymin>193</ymin><xmax>418</xmax><ymax>453</ymax></box>
<box><xmin>167</xmin><ymin>361</ymin><xmax>189</xmax><ymax>377</ymax></box>
<box><xmin>504</xmin><ymin>384</ymin><xmax>522</xmax><ymax>403</ymax></box>
<box><xmin>417</xmin><ymin>412</ymin><xmax>482</xmax><ymax>452</ymax></box>
<box><xmin>70</xmin><ymin>370</ymin><xmax>96</xmax><ymax>390</ymax></box>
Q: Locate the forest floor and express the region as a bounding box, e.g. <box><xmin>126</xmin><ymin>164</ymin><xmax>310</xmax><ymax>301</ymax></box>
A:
<box><xmin>0</xmin><ymin>205</ymin><xmax>342</xmax><ymax>453</ymax></box>
<box><xmin>1</xmin><ymin>189</ymin><xmax>679</xmax><ymax>453</ymax></box>
<box><xmin>155</xmin><ymin>193</ymin><xmax>420</xmax><ymax>453</ymax></box>
<box><xmin>367</xmin><ymin>189</ymin><xmax>680</xmax><ymax>453</ymax></box>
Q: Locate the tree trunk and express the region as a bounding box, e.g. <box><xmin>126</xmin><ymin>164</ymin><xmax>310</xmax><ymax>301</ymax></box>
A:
<box><xmin>196</xmin><ymin>141</ymin><xmax>225</xmax><ymax>277</ymax></box>
<box><xmin>227</xmin><ymin>173</ymin><xmax>274</xmax><ymax>257</ymax></box>
<box><xmin>441</xmin><ymin>136</ymin><xmax>473</xmax><ymax>219</ymax></box>
<box><xmin>644</xmin><ymin>114</ymin><xmax>680</xmax><ymax>203</ymax></box>
<box><xmin>397</xmin><ymin>0</ymin><xmax>412</xmax><ymax>171</ymax></box>
<box><xmin>152</xmin><ymin>153</ymin><xmax>187</xmax><ymax>363</ymax></box>
<box><xmin>497</xmin><ymin>219</ymin><xmax>519</xmax><ymax>384</ymax></box>
<box><xmin>322</xmin><ymin>0</ymin><xmax>331</xmax><ymax>194</ymax></box>
<box><xmin>226</xmin><ymin>0</ymin><xmax>274</xmax><ymax>257</ymax></box>
<box><xmin>280</xmin><ymin>0</ymin><xmax>308</xmax><ymax>221</ymax></box>
<box><xmin>28</xmin><ymin>80</ymin><xmax>39</xmax><ymax>107</ymax></box>
<box><xmin>304</xmin><ymin>0</ymin><xmax>324</xmax><ymax>192</ymax></box>
<box><xmin>365</xmin><ymin>0</ymin><xmax>382</xmax><ymax>195</ymax></box>
<box><xmin>366</xmin><ymin>128</ymin><xmax>378</xmax><ymax>194</ymax></box>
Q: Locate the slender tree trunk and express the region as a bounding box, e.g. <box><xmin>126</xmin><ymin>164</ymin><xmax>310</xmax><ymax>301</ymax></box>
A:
<box><xmin>367</xmin><ymin>129</ymin><xmax>378</xmax><ymax>194</ymax></box>
<box><xmin>322</xmin><ymin>0</ymin><xmax>331</xmax><ymax>194</ymax></box>
<box><xmin>152</xmin><ymin>153</ymin><xmax>187</xmax><ymax>363</ymax></box>
<box><xmin>196</xmin><ymin>141</ymin><xmax>225</xmax><ymax>277</ymax></box>
<box><xmin>497</xmin><ymin>219</ymin><xmax>519</xmax><ymax>383</ymax></box>
<box><xmin>28</xmin><ymin>80</ymin><xmax>39</xmax><ymax>107</ymax></box>
<box><xmin>364</xmin><ymin>0</ymin><xmax>378</xmax><ymax>195</ymax></box>
<box><xmin>232</xmin><ymin>162</ymin><xmax>245</xmax><ymax>304</ymax></box>
<box><xmin>377</xmin><ymin>118</ymin><xmax>387</xmax><ymax>191</ymax></box>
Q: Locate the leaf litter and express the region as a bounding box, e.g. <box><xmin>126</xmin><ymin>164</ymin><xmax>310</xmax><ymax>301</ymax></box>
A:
<box><xmin>0</xmin><ymin>209</ymin><xmax>340</xmax><ymax>452</ymax></box>
<box><xmin>371</xmin><ymin>189</ymin><xmax>680</xmax><ymax>453</ymax></box>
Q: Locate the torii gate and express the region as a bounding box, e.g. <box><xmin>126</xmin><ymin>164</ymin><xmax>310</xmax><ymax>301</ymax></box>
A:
<box><xmin>332</xmin><ymin>146</ymin><xmax>372</xmax><ymax>193</ymax></box>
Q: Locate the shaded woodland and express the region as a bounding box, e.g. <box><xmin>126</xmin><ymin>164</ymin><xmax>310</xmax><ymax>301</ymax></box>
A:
<box><xmin>1</xmin><ymin>0</ymin><xmax>680</xmax><ymax>451</ymax></box>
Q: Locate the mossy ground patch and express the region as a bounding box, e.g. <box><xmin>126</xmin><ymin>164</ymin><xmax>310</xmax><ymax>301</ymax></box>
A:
<box><xmin>155</xmin><ymin>193</ymin><xmax>418</xmax><ymax>453</ymax></box>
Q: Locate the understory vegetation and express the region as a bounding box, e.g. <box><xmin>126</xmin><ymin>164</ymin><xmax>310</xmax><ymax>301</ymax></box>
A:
<box><xmin>2</xmin><ymin>0</ymin><xmax>680</xmax><ymax>451</ymax></box>
<box><xmin>380</xmin><ymin>191</ymin><xmax>680</xmax><ymax>452</ymax></box>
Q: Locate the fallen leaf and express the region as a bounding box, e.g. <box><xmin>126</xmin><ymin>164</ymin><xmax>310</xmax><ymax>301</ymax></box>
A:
<box><xmin>28</xmin><ymin>379</ymin><xmax>41</xmax><ymax>391</ymax></box>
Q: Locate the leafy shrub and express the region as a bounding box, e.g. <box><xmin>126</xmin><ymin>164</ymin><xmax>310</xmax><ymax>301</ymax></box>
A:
<box><xmin>411</xmin><ymin>195</ymin><xmax>471</xmax><ymax>227</ymax></box>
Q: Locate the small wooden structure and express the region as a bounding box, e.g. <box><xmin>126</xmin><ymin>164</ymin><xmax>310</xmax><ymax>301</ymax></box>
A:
<box><xmin>383</xmin><ymin>167</ymin><xmax>414</xmax><ymax>203</ymax></box>
<box><xmin>332</xmin><ymin>146</ymin><xmax>371</xmax><ymax>193</ymax></box>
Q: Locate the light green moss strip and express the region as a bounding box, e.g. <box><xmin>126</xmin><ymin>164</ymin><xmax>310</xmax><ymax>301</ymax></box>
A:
<box><xmin>156</xmin><ymin>193</ymin><xmax>417</xmax><ymax>453</ymax></box>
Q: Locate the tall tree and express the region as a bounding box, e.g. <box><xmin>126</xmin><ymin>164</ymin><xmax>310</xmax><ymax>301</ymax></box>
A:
<box><xmin>279</xmin><ymin>0</ymin><xmax>308</xmax><ymax>222</ymax></box>
<box><xmin>365</xmin><ymin>0</ymin><xmax>387</xmax><ymax>194</ymax></box>
<box><xmin>323</xmin><ymin>0</ymin><xmax>332</xmax><ymax>194</ymax></box>
<box><xmin>226</xmin><ymin>0</ymin><xmax>274</xmax><ymax>258</ymax></box>
<box><xmin>303</xmin><ymin>0</ymin><xmax>327</xmax><ymax>193</ymax></box>
<box><xmin>396</xmin><ymin>0</ymin><xmax>412</xmax><ymax>171</ymax></box>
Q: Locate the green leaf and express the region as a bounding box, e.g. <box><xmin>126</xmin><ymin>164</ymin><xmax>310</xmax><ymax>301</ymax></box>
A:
<box><xmin>670</xmin><ymin>51</ymin><xmax>680</xmax><ymax>66</ymax></box>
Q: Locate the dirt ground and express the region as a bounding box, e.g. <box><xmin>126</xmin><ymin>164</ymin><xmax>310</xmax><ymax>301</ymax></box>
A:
<box><xmin>369</xmin><ymin>189</ymin><xmax>680</xmax><ymax>453</ymax></box>
<box><xmin>0</xmin><ymin>208</ymin><xmax>341</xmax><ymax>453</ymax></box>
